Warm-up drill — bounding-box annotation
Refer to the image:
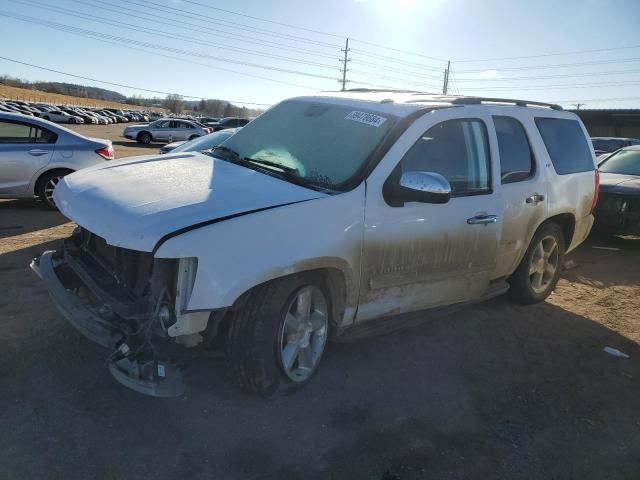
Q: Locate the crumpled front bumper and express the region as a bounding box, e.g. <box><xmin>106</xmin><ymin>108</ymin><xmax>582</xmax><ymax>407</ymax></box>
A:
<box><xmin>31</xmin><ymin>250</ymin><xmax>185</xmax><ymax>397</ymax></box>
<box><xmin>31</xmin><ymin>250</ymin><xmax>123</xmax><ymax>349</ymax></box>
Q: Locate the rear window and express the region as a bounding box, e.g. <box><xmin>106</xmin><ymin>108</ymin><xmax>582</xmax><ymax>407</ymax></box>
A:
<box><xmin>535</xmin><ymin>118</ymin><xmax>594</xmax><ymax>175</ymax></box>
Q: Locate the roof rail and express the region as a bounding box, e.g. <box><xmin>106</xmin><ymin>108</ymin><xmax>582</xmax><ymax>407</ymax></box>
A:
<box><xmin>343</xmin><ymin>88</ymin><xmax>421</xmax><ymax>94</ymax></box>
<box><xmin>449</xmin><ymin>96</ymin><xmax>562</xmax><ymax>111</ymax></box>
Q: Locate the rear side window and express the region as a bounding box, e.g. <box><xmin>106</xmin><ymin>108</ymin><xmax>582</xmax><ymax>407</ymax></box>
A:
<box><xmin>535</xmin><ymin>118</ymin><xmax>594</xmax><ymax>174</ymax></box>
<box><xmin>494</xmin><ymin>116</ymin><xmax>534</xmax><ymax>183</ymax></box>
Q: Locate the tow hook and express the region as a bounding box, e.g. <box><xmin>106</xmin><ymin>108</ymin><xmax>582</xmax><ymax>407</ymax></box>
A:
<box><xmin>108</xmin><ymin>343</ymin><xmax>184</xmax><ymax>398</ymax></box>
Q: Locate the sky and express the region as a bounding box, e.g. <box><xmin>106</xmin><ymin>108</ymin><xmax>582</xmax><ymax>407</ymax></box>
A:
<box><xmin>0</xmin><ymin>0</ymin><xmax>639</xmax><ymax>109</ymax></box>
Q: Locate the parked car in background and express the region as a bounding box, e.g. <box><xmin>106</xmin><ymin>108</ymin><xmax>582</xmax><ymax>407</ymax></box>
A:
<box><xmin>124</xmin><ymin>118</ymin><xmax>211</xmax><ymax>144</ymax></box>
<box><xmin>591</xmin><ymin>137</ymin><xmax>640</xmax><ymax>156</ymax></box>
<box><xmin>33</xmin><ymin>93</ymin><xmax>597</xmax><ymax>397</ymax></box>
<box><xmin>0</xmin><ymin>112</ymin><xmax>113</xmax><ymax>208</ymax></box>
<box><xmin>38</xmin><ymin>110</ymin><xmax>84</xmax><ymax>124</ymax></box>
<box><xmin>211</xmin><ymin>117</ymin><xmax>251</xmax><ymax>131</ymax></box>
<box><xmin>61</xmin><ymin>108</ymin><xmax>98</xmax><ymax>125</ymax></box>
<box><xmin>593</xmin><ymin>145</ymin><xmax>640</xmax><ymax>235</ymax></box>
<box><xmin>159</xmin><ymin>128</ymin><xmax>241</xmax><ymax>154</ymax></box>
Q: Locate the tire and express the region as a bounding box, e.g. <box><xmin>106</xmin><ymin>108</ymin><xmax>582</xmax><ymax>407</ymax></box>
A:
<box><xmin>225</xmin><ymin>273</ymin><xmax>331</xmax><ymax>397</ymax></box>
<box><xmin>68</xmin><ymin>118</ymin><xmax>76</xmax><ymax>124</ymax></box>
<box><xmin>43</xmin><ymin>116</ymin><xmax>50</xmax><ymax>121</ymax></box>
<box><xmin>36</xmin><ymin>170</ymin><xmax>72</xmax><ymax>210</ymax></box>
<box><xmin>188</xmin><ymin>135</ymin><xmax>200</xmax><ymax>141</ymax></box>
<box><xmin>137</xmin><ymin>132</ymin><xmax>152</xmax><ymax>144</ymax></box>
<box><xmin>508</xmin><ymin>222</ymin><xmax>565</xmax><ymax>305</ymax></box>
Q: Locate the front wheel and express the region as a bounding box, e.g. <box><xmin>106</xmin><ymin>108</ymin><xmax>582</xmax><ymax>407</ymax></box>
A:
<box><xmin>188</xmin><ymin>135</ymin><xmax>200</xmax><ymax>141</ymax></box>
<box><xmin>137</xmin><ymin>132</ymin><xmax>152</xmax><ymax>144</ymax></box>
<box><xmin>68</xmin><ymin>118</ymin><xmax>76</xmax><ymax>124</ymax></box>
<box><xmin>509</xmin><ymin>222</ymin><xmax>565</xmax><ymax>304</ymax></box>
<box><xmin>225</xmin><ymin>274</ymin><xmax>330</xmax><ymax>396</ymax></box>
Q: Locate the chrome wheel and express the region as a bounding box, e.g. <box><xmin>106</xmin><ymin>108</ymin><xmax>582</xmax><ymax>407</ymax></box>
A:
<box><xmin>43</xmin><ymin>175</ymin><xmax>63</xmax><ymax>206</ymax></box>
<box><xmin>528</xmin><ymin>235</ymin><xmax>559</xmax><ymax>294</ymax></box>
<box><xmin>278</xmin><ymin>285</ymin><xmax>328</xmax><ymax>383</ymax></box>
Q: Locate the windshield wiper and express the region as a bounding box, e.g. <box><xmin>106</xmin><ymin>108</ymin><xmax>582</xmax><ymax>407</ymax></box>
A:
<box><xmin>210</xmin><ymin>145</ymin><xmax>241</xmax><ymax>161</ymax></box>
<box><xmin>244</xmin><ymin>157</ymin><xmax>298</xmax><ymax>175</ymax></box>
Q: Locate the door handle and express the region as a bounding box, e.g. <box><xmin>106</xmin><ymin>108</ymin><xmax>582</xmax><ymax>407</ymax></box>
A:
<box><xmin>28</xmin><ymin>149</ymin><xmax>49</xmax><ymax>156</ymax></box>
<box><xmin>525</xmin><ymin>194</ymin><xmax>545</xmax><ymax>205</ymax></box>
<box><xmin>467</xmin><ymin>214</ymin><xmax>498</xmax><ymax>225</ymax></box>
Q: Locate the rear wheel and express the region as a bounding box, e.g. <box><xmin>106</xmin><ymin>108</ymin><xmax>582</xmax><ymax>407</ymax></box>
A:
<box><xmin>36</xmin><ymin>170</ymin><xmax>72</xmax><ymax>210</ymax></box>
<box><xmin>509</xmin><ymin>222</ymin><xmax>565</xmax><ymax>304</ymax></box>
<box><xmin>43</xmin><ymin>115</ymin><xmax>50</xmax><ymax>121</ymax></box>
<box><xmin>137</xmin><ymin>132</ymin><xmax>152</xmax><ymax>144</ymax></box>
<box><xmin>188</xmin><ymin>135</ymin><xmax>200</xmax><ymax>141</ymax></box>
<box><xmin>68</xmin><ymin>118</ymin><xmax>76</xmax><ymax>124</ymax></box>
<box><xmin>225</xmin><ymin>274</ymin><xmax>330</xmax><ymax>396</ymax></box>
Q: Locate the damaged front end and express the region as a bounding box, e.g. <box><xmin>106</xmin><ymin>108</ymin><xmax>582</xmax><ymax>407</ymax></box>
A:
<box><xmin>31</xmin><ymin>228</ymin><xmax>204</xmax><ymax>397</ymax></box>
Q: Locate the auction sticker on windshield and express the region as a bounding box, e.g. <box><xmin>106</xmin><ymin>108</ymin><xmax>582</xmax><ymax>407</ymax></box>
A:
<box><xmin>345</xmin><ymin>111</ymin><xmax>387</xmax><ymax>127</ymax></box>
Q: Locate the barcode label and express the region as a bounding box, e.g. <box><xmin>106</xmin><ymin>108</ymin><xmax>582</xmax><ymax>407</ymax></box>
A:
<box><xmin>344</xmin><ymin>111</ymin><xmax>387</xmax><ymax>127</ymax></box>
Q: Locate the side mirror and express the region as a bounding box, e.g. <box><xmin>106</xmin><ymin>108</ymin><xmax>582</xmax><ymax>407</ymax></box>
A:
<box><xmin>398</xmin><ymin>171</ymin><xmax>451</xmax><ymax>204</ymax></box>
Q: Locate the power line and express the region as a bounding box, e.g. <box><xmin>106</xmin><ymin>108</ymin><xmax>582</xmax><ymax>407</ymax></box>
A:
<box><xmin>349</xmin><ymin>60</ymin><xmax>443</xmax><ymax>80</ymax></box>
<box><xmin>106</xmin><ymin>0</ymin><xmax>341</xmax><ymax>49</ymax></box>
<box><xmin>0</xmin><ymin>12</ymin><xmax>340</xmax><ymax>82</ymax></box>
<box><xmin>350</xmin><ymin>48</ymin><xmax>445</xmax><ymax>72</ymax></box>
<box><xmin>0</xmin><ymin>56</ymin><xmax>273</xmax><ymax>105</ymax></box>
<box><xmin>454</xmin><ymin>44</ymin><xmax>640</xmax><ymax>63</ymax></box>
<box><xmin>72</xmin><ymin>0</ymin><xmax>339</xmax><ymax>61</ymax></box>
<box><xmin>457</xmin><ymin>57</ymin><xmax>640</xmax><ymax>73</ymax></box>
<box><xmin>460</xmin><ymin>80</ymin><xmax>640</xmax><ymax>92</ymax></box>
<box><xmin>551</xmin><ymin>97</ymin><xmax>640</xmax><ymax>104</ymax></box>
<box><xmin>159</xmin><ymin>0</ymin><xmax>450</xmax><ymax>63</ymax></box>
<box><xmin>454</xmin><ymin>68</ymin><xmax>640</xmax><ymax>82</ymax></box>
<box><xmin>12</xmin><ymin>0</ymin><xmax>339</xmax><ymax>71</ymax></box>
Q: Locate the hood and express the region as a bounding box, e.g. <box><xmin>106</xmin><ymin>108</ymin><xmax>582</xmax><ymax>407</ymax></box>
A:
<box><xmin>54</xmin><ymin>153</ymin><xmax>326</xmax><ymax>252</ymax></box>
<box><xmin>599</xmin><ymin>172</ymin><xmax>640</xmax><ymax>195</ymax></box>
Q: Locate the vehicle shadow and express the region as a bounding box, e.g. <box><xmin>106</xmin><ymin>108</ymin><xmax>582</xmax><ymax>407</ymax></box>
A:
<box><xmin>563</xmin><ymin>233</ymin><xmax>640</xmax><ymax>288</ymax></box>
<box><xmin>112</xmin><ymin>140</ymin><xmax>163</xmax><ymax>149</ymax></box>
<box><xmin>0</xmin><ymin>199</ymin><xmax>70</xmax><ymax>240</ymax></box>
<box><xmin>1</xmin><ymin>237</ymin><xmax>639</xmax><ymax>479</ymax></box>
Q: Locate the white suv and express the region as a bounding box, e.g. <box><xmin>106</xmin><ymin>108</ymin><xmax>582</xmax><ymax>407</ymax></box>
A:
<box><xmin>32</xmin><ymin>92</ymin><xmax>598</xmax><ymax>397</ymax></box>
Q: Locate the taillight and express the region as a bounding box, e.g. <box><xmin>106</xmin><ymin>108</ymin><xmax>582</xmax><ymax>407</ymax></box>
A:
<box><xmin>96</xmin><ymin>145</ymin><xmax>114</xmax><ymax>161</ymax></box>
<box><xmin>590</xmin><ymin>169</ymin><xmax>600</xmax><ymax>213</ymax></box>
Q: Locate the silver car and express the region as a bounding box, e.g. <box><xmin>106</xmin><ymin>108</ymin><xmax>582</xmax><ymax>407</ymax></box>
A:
<box><xmin>123</xmin><ymin>118</ymin><xmax>211</xmax><ymax>144</ymax></box>
<box><xmin>0</xmin><ymin>112</ymin><xmax>114</xmax><ymax>209</ymax></box>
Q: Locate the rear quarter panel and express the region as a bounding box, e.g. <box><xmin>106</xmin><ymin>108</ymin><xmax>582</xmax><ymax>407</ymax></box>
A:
<box><xmin>532</xmin><ymin>111</ymin><xmax>596</xmax><ymax>252</ymax></box>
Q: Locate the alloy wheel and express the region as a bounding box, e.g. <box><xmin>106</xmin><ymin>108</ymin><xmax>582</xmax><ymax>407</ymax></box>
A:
<box><xmin>278</xmin><ymin>285</ymin><xmax>329</xmax><ymax>382</ymax></box>
<box><xmin>528</xmin><ymin>235</ymin><xmax>559</xmax><ymax>294</ymax></box>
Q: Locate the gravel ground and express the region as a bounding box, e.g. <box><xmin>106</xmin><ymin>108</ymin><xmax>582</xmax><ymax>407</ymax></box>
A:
<box><xmin>1</xmin><ymin>129</ymin><xmax>639</xmax><ymax>479</ymax></box>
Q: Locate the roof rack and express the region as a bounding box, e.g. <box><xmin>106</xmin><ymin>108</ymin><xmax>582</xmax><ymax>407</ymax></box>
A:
<box><xmin>343</xmin><ymin>88</ymin><xmax>421</xmax><ymax>94</ymax></box>
<box><xmin>449</xmin><ymin>96</ymin><xmax>562</xmax><ymax>111</ymax></box>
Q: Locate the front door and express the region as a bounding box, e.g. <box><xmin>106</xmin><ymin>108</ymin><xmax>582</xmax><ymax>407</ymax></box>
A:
<box><xmin>0</xmin><ymin>120</ymin><xmax>55</xmax><ymax>195</ymax></box>
<box><xmin>357</xmin><ymin>111</ymin><xmax>504</xmax><ymax>322</ymax></box>
<box><xmin>150</xmin><ymin>120</ymin><xmax>172</xmax><ymax>142</ymax></box>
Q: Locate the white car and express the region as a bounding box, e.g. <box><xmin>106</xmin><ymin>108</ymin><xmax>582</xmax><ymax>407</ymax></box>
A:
<box><xmin>32</xmin><ymin>92</ymin><xmax>597</xmax><ymax>397</ymax></box>
<box><xmin>38</xmin><ymin>110</ymin><xmax>84</xmax><ymax>124</ymax></box>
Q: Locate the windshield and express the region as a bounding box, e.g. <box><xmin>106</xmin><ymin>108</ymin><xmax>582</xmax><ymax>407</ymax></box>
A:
<box><xmin>172</xmin><ymin>129</ymin><xmax>237</xmax><ymax>153</ymax></box>
<box><xmin>219</xmin><ymin>100</ymin><xmax>398</xmax><ymax>190</ymax></box>
<box><xmin>599</xmin><ymin>149</ymin><xmax>640</xmax><ymax>176</ymax></box>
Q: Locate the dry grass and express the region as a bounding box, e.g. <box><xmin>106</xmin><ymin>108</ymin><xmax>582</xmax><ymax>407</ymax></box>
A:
<box><xmin>0</xmin><ymin>84</ymin><xmax>166</xmax><ymax>111</ymax></box>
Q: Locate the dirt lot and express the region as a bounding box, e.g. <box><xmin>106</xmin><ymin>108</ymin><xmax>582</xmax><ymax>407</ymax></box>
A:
<box><xmin>1</xmin><ymin>135</ymin><xmax>639</xmax><ymax>479</ymax></box>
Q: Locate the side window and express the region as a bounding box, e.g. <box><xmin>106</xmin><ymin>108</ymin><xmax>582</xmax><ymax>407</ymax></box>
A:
<box><xmin>399</xmin><ymin>119</ymin><xmax>491</xmax><ymax>196</ymax></box>
<box><xmin>535</xmin><ymin>118</ymin><xmax>594</xmax><ymax>174</ymax></box>
<box><xmin>493</xmin><ymin>116</ymin><xmax>535</xmax><ymax>184</ymax></box>
<box><xmin>0</xmin><ymin>121</ymin><xmax>37</xmax><ymax>143</ymax></box>
<box><xmin>157</xmin><ymin>121</ymin><xmax>171</xmax><ymax>128</ymax></box>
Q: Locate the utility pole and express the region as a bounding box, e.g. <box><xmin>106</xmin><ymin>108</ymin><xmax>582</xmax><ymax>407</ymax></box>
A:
<box><xmin>572</xmin><ymin>103</ymin><xmax>585</xmax><ymax>110</ymax></box>
<box><xmin>340</xmin><ymin>38</ymin><xmax>350</xmax><ymax>91</ymax></box>
<box><xmin>442</xmin><ymin>60</ymin><xmax>451</xmax><ymax>95</ymax></box>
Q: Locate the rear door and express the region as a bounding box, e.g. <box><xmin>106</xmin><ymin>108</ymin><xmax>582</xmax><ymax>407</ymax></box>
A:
<box><xmin>490</xmin><ymin>112</ymin><xmax>548</xmax><ymax>277</ymax></box>
<box><xmin>0</xmin><ymin>119</ymin><xmax>56</xmax><ymax>195</ymax></box>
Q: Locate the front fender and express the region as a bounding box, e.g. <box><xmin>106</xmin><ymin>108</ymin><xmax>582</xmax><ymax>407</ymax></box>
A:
<box><xmin>155</xmin><ymin>185</ymin><xmax>366</xmax><ymax>327</ymax></box>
